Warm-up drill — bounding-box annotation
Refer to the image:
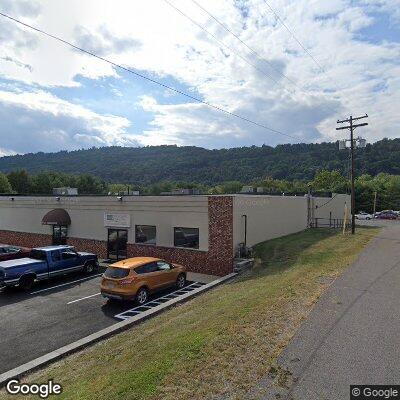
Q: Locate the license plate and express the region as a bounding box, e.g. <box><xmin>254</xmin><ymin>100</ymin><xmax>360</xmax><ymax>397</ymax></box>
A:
<box><xmin>106</xmin><ymin>282</ymin><xmax>116</xmax><ymax>289</ymax></box>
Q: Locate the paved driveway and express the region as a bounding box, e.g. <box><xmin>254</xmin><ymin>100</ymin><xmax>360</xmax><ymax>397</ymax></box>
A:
<box><xmin>0</xmin><ymin>270</ymin><xmax>208</xmax><ymax>375</ymax></box>
<box><xmin>253</xmin><ymin>221</ymin><xmax>400</xmax><ymax>399</ymax></box>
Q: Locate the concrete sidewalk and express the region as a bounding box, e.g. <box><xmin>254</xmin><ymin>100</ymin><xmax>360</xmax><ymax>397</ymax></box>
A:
<box><xmin>251</xmin><ymin>222</ymin><xmax>400</xmax><ymax>399</ymax></box>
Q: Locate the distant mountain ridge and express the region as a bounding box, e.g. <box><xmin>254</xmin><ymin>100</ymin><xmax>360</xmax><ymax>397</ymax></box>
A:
<box><xmin>0</xmin><ymin>139</ymin><xmax>399</xmax><ymax>184</ymax></box>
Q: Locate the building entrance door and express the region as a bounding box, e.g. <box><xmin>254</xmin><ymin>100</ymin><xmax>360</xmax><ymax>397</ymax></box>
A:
<box><xmin>107</xmin><ymin>229</ymin><xmax>128</xmax><ymax>261</ymax></box>
<box><xmin>52</xmin><ymin>225</ymin><xmax>68</xmax><ymax>245</ymax></box>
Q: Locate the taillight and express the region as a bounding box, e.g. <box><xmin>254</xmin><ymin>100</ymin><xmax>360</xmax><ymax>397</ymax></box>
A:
<box><xmin>120</xmin><ymin>277</ymin><xmax>136</xmax><ymax>285</ymax></box>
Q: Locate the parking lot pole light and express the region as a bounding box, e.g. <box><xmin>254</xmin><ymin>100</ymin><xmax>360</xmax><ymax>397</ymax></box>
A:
<box><xmin>336</xmin><ymin>114</ymin><xmax>369</xmax><ymax>235</ymax></box>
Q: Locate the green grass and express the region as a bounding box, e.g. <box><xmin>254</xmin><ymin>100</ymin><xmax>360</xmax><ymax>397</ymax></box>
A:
<box><xmin>1</xmin><ymin>227</ymin><xmax>379</xmax><ymax>400</ymax></box>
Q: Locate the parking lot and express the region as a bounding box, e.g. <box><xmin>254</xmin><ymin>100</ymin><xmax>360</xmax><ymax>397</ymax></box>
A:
<box><xmin>0</xmin><ymin>268</ymin><xmax>210</xmax><ymax>375</ymax></box>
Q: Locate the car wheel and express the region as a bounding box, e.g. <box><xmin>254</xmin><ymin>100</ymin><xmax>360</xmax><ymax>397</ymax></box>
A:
<box><xmin>366</xmin><ymin>217</ymin><xmax>371</xmax><ymax>220</ymax></box>
<box><xmin>176</xmin><ymin>273</ymin><xmax>186</xmax><ymax>289</ymax></box>
<box><xmin>136</xmin><ymin>287</ymin><xmax>149</xmax><ymax>305</ymax></box>
<box><xmin>19</xmin><ymin>275</ymin><xmax>35</xmax><ymax>291</ymax></box>
<box><xmin>84</xmin><ymin>262</ymin><xmax>96</xmax><ymax>274</ymax></box>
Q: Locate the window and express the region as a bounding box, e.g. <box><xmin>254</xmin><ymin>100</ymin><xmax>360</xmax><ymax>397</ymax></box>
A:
<box><xmin>174</xmin><ymin>227</ymin><xmax>199</xmax><ymax>249</ymax></box>
<box><xmin>135</xmin><ymin>262</ymin><xmax>158</xmax><ymax>274</ymax></box>
<box><xmin>157</xmin><ymin>260</ymin><xmax>171</xmax><ymax>271</ymax></box>
<box><xmin>104</xmin><ymin>267</ymin><xmax>130</xmax><ymax>279</ymax></box>
<box><xmin>51</xmin><ymin>251</ymin><xmax>61</xmax><ymax>262</ymax></box>
<box><xmin>3</xmin><ymin>246</ymin><xmax>19</xmax><ymax>254</ymax></box>
<box><xmin>135</xmin><ymin>225</ymin><xmax>156</xmax><ymax>245</ymax></box>
<box><xmin>29</xmin><ymin>250</ymin><xmax>47</xmax><ymax>261</ymax></box>
<box><xmin>61</xmin><ymin>250</ymin><xmax>78</xmax><ymax>260</ymax></box>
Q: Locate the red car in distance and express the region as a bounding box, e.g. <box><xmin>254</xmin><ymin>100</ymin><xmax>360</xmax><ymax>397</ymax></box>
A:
<box><xmin>0</xmin><ymin>244</ymin><xmax>31</xmax><ymax>262</ymax></box>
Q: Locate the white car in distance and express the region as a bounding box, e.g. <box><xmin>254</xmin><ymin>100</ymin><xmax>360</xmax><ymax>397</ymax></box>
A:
<box><xmin>355</xmin><ymin>211</ymin><xmax>373</xmax><ymax>220</ymax></box>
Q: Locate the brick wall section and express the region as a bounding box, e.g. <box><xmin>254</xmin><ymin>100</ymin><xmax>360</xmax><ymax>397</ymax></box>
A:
<box><xmin>66</xmin><ymin>237</ymin><xmax>108</xmax><ymax>259</ymax></box>
<box><xmin>0</xmin><ymin>230</ymin><xmax>52</xmax><ymax>248</ymax></box>
<box><xmin>207</xmin><ymin>196</ymin><xmax>234</xmax><ymax>275</ymax></box>
<box><xmin>0</xmin><ymin>196</ymin><xmax>234</xmax><ymax>276</ymax></box>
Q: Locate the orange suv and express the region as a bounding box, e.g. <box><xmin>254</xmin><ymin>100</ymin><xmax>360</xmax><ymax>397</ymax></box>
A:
<box><xmin>101</xmin><ymin>257</ymin><xmax>186</xmax><ymax>305</ymax></box>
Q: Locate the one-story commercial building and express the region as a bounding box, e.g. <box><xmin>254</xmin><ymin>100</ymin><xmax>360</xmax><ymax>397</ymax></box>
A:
<box><xmin>0</xmin><ymin>193</ymin><xmax>349</xmax><ymax>276</ymax></box>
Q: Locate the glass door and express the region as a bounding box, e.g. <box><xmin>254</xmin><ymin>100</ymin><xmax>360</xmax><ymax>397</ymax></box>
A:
<box><xmin>52</xmin><ymin>225</ymin><xmax>68</xmax><ymax>245</ymax></box>
<box><xmin>107</xmin><ymin>229</ymin><xmax>128</xmax><ymax>261</ymax></box>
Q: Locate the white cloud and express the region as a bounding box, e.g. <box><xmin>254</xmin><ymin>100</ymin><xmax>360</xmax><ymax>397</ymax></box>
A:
<box><xmin>0</xmin><ymin>0</ymin><xmax>399</xmax><ymax>151</ymax></box>
<box><xmin>0</xmin><ymin>89</ymin><xmax>138</xmax><ymax>153</ymax></box>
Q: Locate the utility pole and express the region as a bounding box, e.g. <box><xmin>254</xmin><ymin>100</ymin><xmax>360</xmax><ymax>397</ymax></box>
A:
<box><xmin>337</xmin><ymin>114</ymin><xmax>368</xmax><ymax>234</ymax></box>
<box><xmin>373</xmin><ymin>191</ymin><xmax>377</xmax><ymax>216</ymax></box>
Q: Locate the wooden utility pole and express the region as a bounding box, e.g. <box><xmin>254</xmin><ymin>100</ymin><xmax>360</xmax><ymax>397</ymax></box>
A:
<box><xmin>373</xmin><ymin>191</ymin><xmax>377</xmax><ymax>216</ymax></box>
<box><xmin>337</xmin><ymin>114</ymin><xmax>368</xmax><ymax>234</ymax></box>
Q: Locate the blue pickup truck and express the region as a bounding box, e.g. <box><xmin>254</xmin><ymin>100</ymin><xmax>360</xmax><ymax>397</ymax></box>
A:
<box><xmin>0</xmin><ymin>245</ymin><xmax>99</xmax><ymax>290</ymax></box>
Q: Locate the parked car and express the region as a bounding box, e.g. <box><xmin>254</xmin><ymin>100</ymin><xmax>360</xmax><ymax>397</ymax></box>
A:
<box><xmin>0</xmin><ymin>244</ymin><xmax>31</xmax><ymax>262</ymax></box>
<box><xmin>375</xmin><ymin>211</ymin><xmax>398</xmax><ymax>220</ymax></box>
<box><xmin>0</xmin><ymin>245</ymin><xmax>98</xmax><ymax>290</ymax></box>
<box><xmin>101</xmin><ymin>257</ymin><xmax>186</xmax><ymax>304</ymax></box>
<box><xmin>355</xmin><ymin>212</ymin><xmax>373</xmax><ymax>220</ymax></box>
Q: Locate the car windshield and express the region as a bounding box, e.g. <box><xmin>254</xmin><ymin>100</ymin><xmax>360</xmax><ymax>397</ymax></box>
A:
<box><xmin>104</xmin><ymin>267</ymin><xmax>129</xmax><ymax>279</ymax></box>
<box><xmin>29</xmin><ymin>250</ymin><xmax>47</xmax><ymax>260</ymax></box>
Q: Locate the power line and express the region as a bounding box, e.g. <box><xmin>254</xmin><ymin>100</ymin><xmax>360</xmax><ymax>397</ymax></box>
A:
<box><xmin>262</xmin><ymin>0</ymin><xmax>325</xmax><ymax>73</ymax></box>
<box><xmin>163</xmin><ymin>0</ymin><xmax>295</xmax><ymax>95</ymax></box>
<box><xmin>190</xmin><ymin>0</ymin><xmax>301</xmax><ymax>90</ymax></box>
<box><xmin>0</xmin><ymin>11</ymin><xmax>297</xmax><ymax>140</ymax></box>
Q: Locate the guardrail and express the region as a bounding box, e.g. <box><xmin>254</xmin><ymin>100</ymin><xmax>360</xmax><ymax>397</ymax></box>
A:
<box><xmin>311</xmin><ymin>218</ymin><xmax>345</xmax><ymax>228</ymax></box>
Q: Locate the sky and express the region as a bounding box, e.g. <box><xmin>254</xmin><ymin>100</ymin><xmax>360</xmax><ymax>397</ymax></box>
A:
<box><xmin>0</xmin><ymin>0</ymin><xmax>399</xmax><ymax>156</ymax></box>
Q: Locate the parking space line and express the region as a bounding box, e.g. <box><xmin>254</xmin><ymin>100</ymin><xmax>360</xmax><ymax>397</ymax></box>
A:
<box><xmin>114</xmin><ymin>282</ymin><xmax>206</xmax><ymax>320</ymax></box>
<box><xmin>67</xmin><ymin>293</ymin><xmax>101</xmax><ymax>304</ymax></box>
<box><xmin>30</xmin><ymin>274</ymin><xmax>103</xmax><ymax>295</ymax></box>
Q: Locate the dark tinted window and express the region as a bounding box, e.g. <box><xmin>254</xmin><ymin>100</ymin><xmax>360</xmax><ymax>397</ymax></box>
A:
<box><xmin>135</xmin><ymin>262</ymin><xmax>158</xmax><ymax>274</ymax></box>
<box><xmin>135</xmin><ymin>225</ymin><xmax>156</xmax><ymax>245</ymax></box>
<box><xmin>61</xmin><ymin>250</ymin><xmax>78</xmax><ymax>259</ymax></box>
<box><xmin>4</xmin><ymin>246</ymin><xmax>19</xmax><ymax>254</ymax></box>
<box><xmin>174</xmin><ymin>227</ymin><xmax>199</xmax><ymax>249</ymax></box>
<box><xmin>29</xmin><ymin>250</ymin><xmax>47</xmax><ymax>260</ymax></box>
<box><xmin>104</xmin><ymin>267</ymin><xmax>130</xmax><ymax>279</ymax></box>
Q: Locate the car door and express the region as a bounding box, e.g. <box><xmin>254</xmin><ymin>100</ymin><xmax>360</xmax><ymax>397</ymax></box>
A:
<box><xmin>48</xmin><ymin>250</ymin><xmax>64</xmax><ymax>276</ymax></box>
<box><xmin>59</xmin><ymin>249</ymin><xmax>81</xmax><ymax>274</ymax></box>
<box><xmin>136</xmin><ymin>262</ymin><xmax>165</xmax><ymax>291</ymax></box>
<box><xmin>156</xmin><ymin>260</ymin><xmax>175</xmax><ymax>287</ymax></box>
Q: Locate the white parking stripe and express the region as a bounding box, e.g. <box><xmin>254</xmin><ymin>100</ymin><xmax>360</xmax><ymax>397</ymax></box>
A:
<box><xmin>30</xmin><ymin>274</ymin><xmax>103</xmax><ymax>295</ymax></box>
<box><xmin>67</xmin><ymin>293</ymin><xmax>101</xmax><ymax>304</ymax></box>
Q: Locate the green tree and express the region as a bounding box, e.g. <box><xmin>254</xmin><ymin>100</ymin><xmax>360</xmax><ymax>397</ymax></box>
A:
<box><xmin>76</xmin><ymin>174</ymin><xmax>105</xmax><ymax>194</ymax></box>
<box><xmin>311</xmin><ymin>170</ymin><xmax>348</xmax><ymax>192</ymax></box>
<box><xmin>7</xmin><ymin>169</ymin><xmax>32</xmax><ymax>193</ymax></box>
<box><xmin>0</xmin><ymin>173</ymin><xmax>12</xmax><ymax>193</ymax></box>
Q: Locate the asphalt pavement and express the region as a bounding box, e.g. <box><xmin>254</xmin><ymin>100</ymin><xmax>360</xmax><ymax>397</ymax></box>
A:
<box><xmin>0</xmin><ymin>270</ymin><xmax>200</xmax><ymax>374</ymax></box>
<box><xmin>251</xmin><ymin>220</ymin><xmax>400</xmax><ymax>399</ymax></box>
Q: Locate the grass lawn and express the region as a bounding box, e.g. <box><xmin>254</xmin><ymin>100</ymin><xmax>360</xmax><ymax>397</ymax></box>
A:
<box><xmin>1</xmin><ymin>227</ymin><xmax>379</xmax><ymax>400</ymax></box>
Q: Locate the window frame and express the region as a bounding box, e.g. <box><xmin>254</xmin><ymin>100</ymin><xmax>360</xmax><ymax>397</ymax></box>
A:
<box><xmin>173</xmin><ymin>227</ymin><xmax>200</xmax><ymax>249</ymax></box>
<box><xmin>135</xmin><ymin>225</ymin><xmax>157</xmax><ymax>246</ymax></box>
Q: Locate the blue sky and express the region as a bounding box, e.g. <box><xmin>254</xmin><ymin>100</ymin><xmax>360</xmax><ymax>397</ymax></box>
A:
<box><xmin>0</xmin><ymin>0</ymin><xmax>399</xmax><ymax>156</ymax></box>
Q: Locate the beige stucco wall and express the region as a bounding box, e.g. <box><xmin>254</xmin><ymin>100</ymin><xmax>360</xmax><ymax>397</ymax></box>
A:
<box><xmin>311</xmin><ymin>193</ymin><xmax>350</xmax><ymax>221</ymax></box>
<box><xmin>0</xmin><ymin>196</ymin><xmax>209</xmax><ymax>251</ymax></box>
<box><xmin>232</xmin><ymin>195</ymin><xmax>309</xmax><ymax>250</ymax></box>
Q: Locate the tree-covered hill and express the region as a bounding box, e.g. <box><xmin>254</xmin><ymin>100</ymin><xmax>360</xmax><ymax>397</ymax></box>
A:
<box><xmin>0</xmin><ymin>138</ymin><xmax>399</xmax><ymax>185</ymax></box>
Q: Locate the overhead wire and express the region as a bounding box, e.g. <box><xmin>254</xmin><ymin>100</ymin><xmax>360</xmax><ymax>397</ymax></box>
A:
<box><xmin>0</xmin><ymin>11</ymin><xmax>298</xmax><ymax>140</ymax></box>
<box><xmin>190</xmin><ymin>0</ymin><xmax>302</xmax><ymax>90</ymax></box>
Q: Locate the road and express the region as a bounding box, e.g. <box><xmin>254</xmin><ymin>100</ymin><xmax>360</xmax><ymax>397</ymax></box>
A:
<box><xmin>254</xmin><ymin>220</ymin><xmax>400</xmax><ymax>399</ymax></box>
<box><xmin>0</xmin><ymin>270</ymin><xmax>201</xmax><ymax>374</ymax></box>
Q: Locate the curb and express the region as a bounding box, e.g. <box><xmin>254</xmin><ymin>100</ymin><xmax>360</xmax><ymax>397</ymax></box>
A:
<box><xmin>0</xmin><ymin>272</ymin><xmax>237</xmax><ymax>388</ymax></box>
